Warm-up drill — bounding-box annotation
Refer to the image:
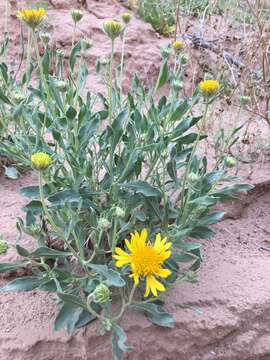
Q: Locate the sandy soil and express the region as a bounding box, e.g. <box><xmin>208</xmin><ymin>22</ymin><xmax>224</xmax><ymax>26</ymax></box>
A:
<box><xmin>1</xmin><ymin>0</ymin><xmax>270</xmax><ymax>359</ymax></box>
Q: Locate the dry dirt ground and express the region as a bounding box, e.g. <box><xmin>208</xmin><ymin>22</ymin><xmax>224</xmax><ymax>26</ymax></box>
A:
<box><xmin>1</xmin><ymin>1</ymin><xmax>270</xmax><ymax>359</ymax></box>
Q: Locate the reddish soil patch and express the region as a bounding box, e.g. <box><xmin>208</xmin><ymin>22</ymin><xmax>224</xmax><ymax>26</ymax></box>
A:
<box><xmin>1</xmin><ymin>168</ymin><xmax>270</xmax><ymax>360</ymax></box>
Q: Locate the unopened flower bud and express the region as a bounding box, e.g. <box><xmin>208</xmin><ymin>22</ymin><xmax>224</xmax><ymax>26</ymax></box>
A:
<box><xmin>103</xmin><ymin>20</ymin><xmax>123</xmax><ymax>40</ymax></box>
<box><xmin>172</xmin><ymin>40</ymin><xmax>184</xmax><ymax>53</ymax></box>
<box><xmin>31</xmin><ymin>152</ymin><xmax>53</xmax><ymax>171</ymax></box>
<box><xmin>102</xmin><ymin>318</ymin><xmax>112</xmax><ymax>332</ymax></box>
<box><xmin>172</xmin><ymin>80</ymin><xmax>183</xmax><ymax>92</ymax></box>
<box><xmin>98</xmin><ymin>218</ymin><xmax>110</xmax><ymax>230</ymax></box>
<box><xmin>180</xmin><ymin>54</ymin><xmax>189</xmax><ymax>65</ymax></box>
<box><xmin>13</xmin><ymin>91</ymin><xmax>25</xmax><ymax>104</ymax></box>
<box><xmin>99</xmin><ymin>58</ymin><xmax>109</xmax><ymax>66</ymax></box>
<box><xmin>40</xmin><ymin>32</ymin><xmax>51</xmax><ymax>45</ymax></box>
<box><xmin>71</xmin><ymin>9</ymin><xmax>83</xmax><ymax>23</ymax></box>
<box><xmin>56</xmin><ymin>49</ymin><xmax>65</xmax><ymax>58</ymax></box>
<box><xmin>160</xmin><ymin>46</ymin><xmax>172</xmax><ymax>59</ymax></box>
<box><xmin>25</xmin><ymin>224</ymin><xmax>42</xmax><ymax>236</ymax></box>
<box><xmin>93</xmin><ymin>283</ymin><xmax>111</xmax><ymax>303</ymax></box>
<box><xmin>81</xmin><ymin>38</ymin><xmax>93</xmax><ymax>52</ymax></box>
<box><xmin>224</xmin><ymin>156</ymin><xmax>237</xmax><ymax>168</ymax></box>
<box><xmin>0</xmin><ymin>239</ymin><xmax>8</xmax><ymax>254</ymax></box>
<box><xmin>122</xmin><ymin>12</ymin><xmax>132</xmax><ymax>24</ymax></box>
<box><xmin>187</xmin><ymin>172</ymin><xmax>200</xmax><ymax>183</ymax></box>
<box><xmin>185</xmin><ymin>271</ymin><xmax>198</xmax><ymax>283</ymax></box>
<box><xmin>240</xmin><ymin>95</ymin><xmax>250</xmax><ymax>107</ymax></box>
<box><xmin>114</xmin><ymin>207</ymin><xmax>125</xmax><ymax>218</ymax></box>
<box><xmin>56</xmin><ymin>80</ymin><xmax>68</xmax><ymax>92</ymax></box>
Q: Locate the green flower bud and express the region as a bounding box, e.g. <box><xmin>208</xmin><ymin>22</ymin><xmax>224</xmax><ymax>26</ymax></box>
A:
<box><xmin>122</xmin><ymin>12</ymin><xmax>132</xmax><ymax>24</ymax></box>
<box><xmin>224</xmin><ymin>156</ymin><xmax>237</xmax><ymax>168</ymax></box>
<box><xmin>56</xmin><ymin>49</ymin><xmax>65</xmax><ymax>58</ymax></box>
<box><xmin>103</xmin><ymin>20</ymin><xmax>123</xmax><ymax>40</ymax></box>
<box><xmin>160</xmin><ymin>46</ymin><xmax>172</xmax><ymax>59</ymax></box>
<box><xmin>71</xmin><ymin>9</ymin><xmax>84</xmax><ymax>23</ymax></box>
<box><xmin>25</xmin><ymin>224</ymin><xmax>42</xmax><ymax>237</ymax></box>
<box><xmin>0</xmin><ymin>239</ymin><xmax>8</xmax><ymax>255</ymax></box>
<box><xmin>187</xmin><ymin>172</ymin><xmax>200</xmax><ymax>183</ymax></box>
<box><xmin>13</xmin><ymin>91</ymin><xmax>25</xmax><ymax>104</ymax></box>
<box><xmin>172</xmin><ymin>80</ymin><xmax>183</xmax><ymax>92</ymax></box>
<box><xmin>180</xmin><ymin>53</ymin><xmax>189</xmax><ymax>65</ymax></box>
<box><xmin>98</xmin><ymin>218</ymin><xmax>110</xmax><ymax>230</ymax></box>
<box><xmin>40</xmin><ymin>32</ymin><xmax>51</xmax><ymax>45</ymax></box>
<box><xmin>114</xmin><ymin>206</ymin><xmax>125</xmax><ymax>218</ymax></box>
<box><xmin>240</xmin><ymin>95</ymin><xmax>250</xmax><ymax>107</ymax></box>
<box><xmin>56</xmin><ymin>80</ymin><xmax>68</xmax><ymax>92</ymax></box>
<box><xmin>102</xmin><ymin>318</ymin><xmax>112</xmax><ymax>332</ymax></box>
<box><xmin>99</xmin><ymin>58</ymin><xmax>109</xmax><ymax>66</ymax></box>
<box><xmin>81</xmin><ymin>38</ymin><xmax>93</xmax><ymax>52</ymax></box>
<box><xmin>93</xmin><ymin>283</ymin><xmax>111</xmax><ymax>303</ymax></box>
<box><xmin>184</xmin><ymin>270</ymin><xmax>198</xmax><ymax>283</ymax></box>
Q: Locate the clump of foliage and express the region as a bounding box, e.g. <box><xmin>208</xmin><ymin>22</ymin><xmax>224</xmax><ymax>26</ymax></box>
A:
<box><xmin>138</xmin><ymin>0</ymin><xmax>175</xmax><ymax>34</ymax></box>
<box><xmin>0</xmin><ymin>7</ymin><xmax>252</xmax><ymax>360</ymax></box>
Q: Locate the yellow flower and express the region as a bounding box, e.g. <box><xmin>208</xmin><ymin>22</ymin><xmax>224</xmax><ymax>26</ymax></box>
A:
<box><xmin>17</xmin><ymin>8</ymin><xmax>46</xmax><ymax>29</ymax></box>
<box><xmin>172</xmin><ymin>40</ymin><xmax>184</xmax><ymax>52</ymax></box>
<box><xmin>31</xmin><ymin>152</ymin><xmax>52</xmax><ymax>170</ymax></box>
<box><xmin>122</xmin><ymin>13</ymin><xmax>132</xmax><ymax>24</ymax></box>
<box><xmin>103</xmin><ymin>20</ymin><xmax>124</xmax><ymax>40</ymax></box>
<box><xmin>199</xmin><ymin>79</ymin><xmax>220</xmax><ymax>96</ymax></box>
<box><xmin>113</xmin><ymin>229</ymin><xmax>172</xmax><ymax>297</ymax></box>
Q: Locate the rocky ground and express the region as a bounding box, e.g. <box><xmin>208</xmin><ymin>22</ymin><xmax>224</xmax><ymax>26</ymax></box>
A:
<box><xmin>1</xmin><ymin>0</ymin><xmax>270</xmax><ymax>359</ymax></box>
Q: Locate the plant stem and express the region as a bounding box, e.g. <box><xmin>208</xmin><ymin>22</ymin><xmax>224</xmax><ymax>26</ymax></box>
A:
<box><xmin>119</xmin><ymin>29</ymin><xmax>127</xmax><ymax>101</ymax></box>
<box><xmin>26</xmin><ymin>29</ymin><xmax>33</xmax><ymax>84</ymax></box>
<box><xmin>111</xmin><ymin>218</ymin><xmax>118</xmax><ymax>253</ymax></box>
<box><xmin>109</xmin><ymin>39</ymin><xmax>115</xmax><ymax>124</ymax></box>
<box><xmin>4</xmin><ymin>0</ymin><xmax>8</xmax><ymax>33</ymax></box>
<box><xmin>38</xmin><ymin>172</ymin><xmax>85</xmax><ymax>264</ymax></box>
<box><xmin>72</xmin><ymin>22</ymin><xmax>76</xmax><ymax>49</ymax></box>
<box><xmin>33</xmin><ymin>30</ymin><xmax>50</xmax><ymax>98</ymax></box>
<box><xmin>113</xmin><ymin>283</ymin><xmax>137</xmax><ymax>321</ymax></box>
<box><xmin>39</xmin><ymin>172</ymin><xmax>57</xmax><ymax>232</ymax></box>
<box><xmin>178</xmin><ymin>101</ymin><xmax>209</xmax><ymax>213</ymax></box>
<box><xmin>86</xmin><ymin>295</ymin><xmax>103</xmax><ymax>320</ymax></box>
<box><xmin>174</xmin><ymin>0</ymin><xmax>181</xmax><ymax>42</ymax></box>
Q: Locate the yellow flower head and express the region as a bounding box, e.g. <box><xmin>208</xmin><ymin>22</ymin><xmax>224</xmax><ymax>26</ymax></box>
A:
<box><xmin>17</xmin><ymin>8</ymin><xmax>46</xmax><ymax>29</ymax></box>
<box><xmin>103</xmin><ymin>20</ymin><xmax>124</xmax><ymax>40</ymax></box>
<box><xmin>199</xmin><ymin>79</ymin><xmax>220</xmax><ymax>96</ymax></box>
<box><xmin>113</xmin><ymin>229</ymin><xmax>172</xmax><ymax>297</ymax></box>
<box><xmin>31</xmin><ymin>152</ymin><xmax>52</xmax><ymax>171</ymax></box>
<box><xmin>172</xmin><ymin>40</ymin><xmax>184</xmax><ymax>52</ymax></box>
<box><xmin>122</xmin><ymin>12</ymin><xmax>132</xmax><ymax>24</ymax></box>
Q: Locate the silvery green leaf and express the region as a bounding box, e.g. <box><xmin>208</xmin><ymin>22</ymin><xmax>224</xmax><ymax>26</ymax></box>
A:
<box><xmin>4</xmin><ymin>166</ymin><xmax>19</xmax><ymax>179</ymax></box>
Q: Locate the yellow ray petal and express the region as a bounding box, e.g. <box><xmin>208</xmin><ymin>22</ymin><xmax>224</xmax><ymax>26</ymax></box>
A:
<box><xmin>148</xmin><ymin>275</ymin><xmax>165</xmax><ymax>296</ymax></box>
<box><xmin>114</xmin><ymin>247</ymin><xmax>129</xmax><ymax>257</ymax></box>
<box><xmin>156</xmin><ymin>268</ymin><xmax>171</xmax><ymax>278</ymax></box>
<box><xmin>140</xmin><ymin>228</ymin><xmax>148</xmax><ymax>245</ymax></box>
<box><xmin>144</xmin><ymin>276</ymin><xmax>151</xmax><ymax>297</ymax></box>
